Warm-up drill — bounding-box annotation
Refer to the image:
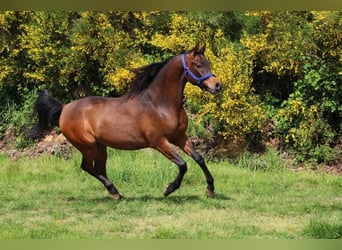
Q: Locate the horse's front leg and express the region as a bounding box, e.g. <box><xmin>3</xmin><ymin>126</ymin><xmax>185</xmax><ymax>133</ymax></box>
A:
<box><xmin>156</xmin><ymin>139</ymin><xmax>188</xmax><ymax>196</ymax></box>
<box><xmin>175</xmin><ymin>135</ymin><xmax>215</xmax><ymax>198</ymax></box>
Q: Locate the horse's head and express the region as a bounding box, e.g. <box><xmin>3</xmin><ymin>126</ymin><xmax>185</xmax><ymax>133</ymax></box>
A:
<box><xmin>182</xmin><ymin>44</ymin><xmax>222</xmax><ymax>94</ymax></box>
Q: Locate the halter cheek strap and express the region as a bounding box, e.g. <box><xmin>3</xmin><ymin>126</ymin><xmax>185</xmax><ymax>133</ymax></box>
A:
<box><xmin>181</xmin><ymin>53</ymin><xmax>215</xmax><ymax>90</ymax></box>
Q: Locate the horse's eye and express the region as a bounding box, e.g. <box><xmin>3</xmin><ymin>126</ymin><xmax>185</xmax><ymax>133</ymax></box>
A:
<box><xmin>195</xmin><ymin>62</ymin><xmax>202</xmax><ymax>68</ymax></box>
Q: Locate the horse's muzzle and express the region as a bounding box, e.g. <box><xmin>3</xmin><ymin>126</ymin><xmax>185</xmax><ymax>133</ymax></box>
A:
<box><xmin>206</xmin><ymin>82</ymin><xmax>222</xmax><ymax>94</ymax></box>
<box><xmin>215</xmin><ymin>82</ymin><xmax>222</xmax><ymax>93</ymax></box>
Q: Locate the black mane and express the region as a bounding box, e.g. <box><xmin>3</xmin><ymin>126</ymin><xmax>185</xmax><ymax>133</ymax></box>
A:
<box><xmin>126</xmin><ymin>56</ymin><xmax>173</xmax><ymax>98</ymax></box>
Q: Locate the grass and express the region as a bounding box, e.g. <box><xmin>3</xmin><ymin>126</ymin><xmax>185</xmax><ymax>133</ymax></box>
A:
<box><xmin>0</xmin><ymin>148</ymin><xmax>341</xmax><ymax>239</ymax></box>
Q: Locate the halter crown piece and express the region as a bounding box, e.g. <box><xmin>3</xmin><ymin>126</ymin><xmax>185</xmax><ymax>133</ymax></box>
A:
<box><xmin>181</xmin><ymin>53</ymin><xmax>215</xmax><ymax>90</ymax></box>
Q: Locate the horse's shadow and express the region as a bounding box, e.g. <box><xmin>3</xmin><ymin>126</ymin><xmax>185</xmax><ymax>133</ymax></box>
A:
<box><xmin>85</xmin><ymin>193</ymin><xmax>234</xmax><ymax>203</ymax></box>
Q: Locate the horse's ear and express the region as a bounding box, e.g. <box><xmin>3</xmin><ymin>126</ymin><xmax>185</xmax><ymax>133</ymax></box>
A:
<box><xmin>194</xmin><ymin>43</ymin><xmax>200</xmax><ymax>52</ymax></box>
<box><xmin>199</xmin><ymin>44</ymin><xmax>206</xmax><ymax>54</ymax></box>
<box><xmin>191</xmin><ymin>43</ymin><xmax>205</xmax><ymax>57</ymax></box>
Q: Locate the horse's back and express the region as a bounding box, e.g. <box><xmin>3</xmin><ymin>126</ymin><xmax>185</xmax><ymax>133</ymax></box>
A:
<box><xmin>59</xmin><ymin>96</ymin><xmax>148</xmax><ymax>149</ymax></box>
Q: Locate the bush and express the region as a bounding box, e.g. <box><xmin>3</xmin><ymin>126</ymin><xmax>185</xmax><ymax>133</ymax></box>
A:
<box><xmin>242</xmin><ymin>11</ymin><xmax>341</xmax><ymax>165</ymax></box>
<box><xmin>0</xmin><ymin>90</ymin><xmax>37</xmax><ymax>149</ymax></box>
<box><xmin>0</xmin><ymin>11</ymin><xmax>340</xmax><ymax>166</ymax></box>
<box><xmin>197</xmin><ymin>44</ymin><xmax>266</xmax><ymax>142</ymax></box>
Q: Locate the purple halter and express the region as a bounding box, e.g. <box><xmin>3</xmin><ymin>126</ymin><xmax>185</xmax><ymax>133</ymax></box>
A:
<box><xmin>181</xmin><ymin>53</ymin><xmax>216</xmax><ymax>90</ymax></box>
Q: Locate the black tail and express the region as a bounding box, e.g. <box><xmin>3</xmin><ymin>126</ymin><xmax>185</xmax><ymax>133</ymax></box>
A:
<box><xmin>27</xmin><ymin>90</ymin><xmax>63</xmax><ymax>139</ymax></box>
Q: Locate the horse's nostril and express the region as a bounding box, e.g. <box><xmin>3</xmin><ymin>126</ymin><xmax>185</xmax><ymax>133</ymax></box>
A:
<box><xmin>215</xmin><ymin>83</ymin><xmax>222</xmax><ymax>91</ymax></box>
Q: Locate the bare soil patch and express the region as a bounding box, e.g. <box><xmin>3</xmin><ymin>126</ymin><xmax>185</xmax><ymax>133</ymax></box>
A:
<box><xmin>0</xmin><ymin>128</ymin><xmax>72</xmax><ymax>161</ymax></box>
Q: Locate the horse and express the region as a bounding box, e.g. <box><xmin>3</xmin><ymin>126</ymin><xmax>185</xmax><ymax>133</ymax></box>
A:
<box><xmin>28</xmin><ymin>44</ymin><xmax>222</xmax><ymax>200</ymax></box>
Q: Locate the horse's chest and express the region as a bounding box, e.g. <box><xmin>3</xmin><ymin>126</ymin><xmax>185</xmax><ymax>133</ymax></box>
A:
<box><xmin>160</xmin><ymin>110</ymin><xmax>187</xmax><ymax>136</ymax></box>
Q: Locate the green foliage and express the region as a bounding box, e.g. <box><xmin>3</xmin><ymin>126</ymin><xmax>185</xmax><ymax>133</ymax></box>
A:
<box><xmin>242</xmin><ymin>11</ymin><xmax>341</xmax><ymax>165</ymax></box>
<box><xmin>0</xmin><ymin>11</ymin><xmax>341</xmax><ymax>165</ymax></box>
<box><xmin>1</xmin><ymin>90</ymin><xmax>37</xmax><ymax>148</ymax></box>
<box><xmin>0</xmin><ymin>101</ymin><xmax>15</xmax><ymax>138</ymax></box>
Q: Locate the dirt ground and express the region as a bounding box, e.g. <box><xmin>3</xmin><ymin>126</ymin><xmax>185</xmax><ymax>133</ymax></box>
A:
<box><xmin>0</xmin><ymin>128</ymin><xmax>73</xmax><ymax>161</ymax></box>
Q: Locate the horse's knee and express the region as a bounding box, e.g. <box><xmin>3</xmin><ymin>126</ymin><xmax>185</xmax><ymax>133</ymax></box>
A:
<box><xmin>179</xmin><ymin>161</ymin><xmax>188</xmax><ymax>174</ymax></box>
<box><xmin>194</xmin><ymin>154</ymin><xmax>205</xmax><ymax>166</ymax></box>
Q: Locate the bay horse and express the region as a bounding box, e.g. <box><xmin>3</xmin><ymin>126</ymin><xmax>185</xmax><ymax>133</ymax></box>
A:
<box><xmin>28</xmin><ymin>44</ymin><xmax>222</xmax><ymax>200</ymax></box>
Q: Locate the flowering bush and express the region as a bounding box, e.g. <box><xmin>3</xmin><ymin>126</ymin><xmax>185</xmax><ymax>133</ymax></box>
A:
<box><xmin>0</xmin><ymin>11</ymin><xmax>340</xmax><ymax>164</ymax></box>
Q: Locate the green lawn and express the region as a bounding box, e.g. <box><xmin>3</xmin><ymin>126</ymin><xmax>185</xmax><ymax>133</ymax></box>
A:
<box><xmin>0</xmin><ymin>148</ymin><xmax>341</xmax><ymax>239</ymax></box>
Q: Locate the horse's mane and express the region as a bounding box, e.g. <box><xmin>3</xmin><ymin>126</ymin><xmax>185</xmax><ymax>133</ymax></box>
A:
<box><xmin>126</xmin><ymin>56</ymin><xmax>173</xmax><ymax>98</ymax></box>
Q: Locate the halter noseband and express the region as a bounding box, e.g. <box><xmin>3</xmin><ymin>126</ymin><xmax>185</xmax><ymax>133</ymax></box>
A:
<box><xmin>181</xmin><ymin>53</ymin><xmax>215</xmax><ymax>90</ymax></box>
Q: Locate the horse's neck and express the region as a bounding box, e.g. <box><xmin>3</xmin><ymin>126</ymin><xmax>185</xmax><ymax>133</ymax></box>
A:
<box><xmin>145</xmin><ymin>56</ymin><xmax>186</xmax><ymax>109</ymax></box>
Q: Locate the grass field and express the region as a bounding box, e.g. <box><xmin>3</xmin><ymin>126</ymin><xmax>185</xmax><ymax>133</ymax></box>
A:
<box><xmin>0</xmin><ymin>148</ymin><xmax>341</xmax><ymax>239</ymax></box>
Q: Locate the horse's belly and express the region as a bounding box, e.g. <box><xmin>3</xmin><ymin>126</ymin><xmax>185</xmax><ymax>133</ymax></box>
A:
<box><xmin>96</xmin><ymin>131</ymin><xmax>148</xmax><ymax>150</ymax></box>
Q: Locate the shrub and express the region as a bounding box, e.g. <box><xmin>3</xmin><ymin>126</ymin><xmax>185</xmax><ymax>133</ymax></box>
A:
<box><xmin>1</xmin><ymin>91</ymin><xmax>38</xmax><ymax>149</ymax></box>
<box><xmin>1</xmin><ymin>11</ymin><xmax>340</xmax><ymax>166</ymax></box>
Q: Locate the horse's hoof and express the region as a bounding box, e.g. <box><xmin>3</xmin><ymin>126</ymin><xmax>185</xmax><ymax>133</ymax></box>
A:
<box><xmin>110</xmin><ymin>193</ymin><xmax>123</xmax><ymax>201</ymax></box>
<box><xmin>206</xmin><ymin>188</ymin><xmax>215</xmax><ymax>198</ymax></box>
<box><xmin>163</xmin><ymin>184</ymin><xmax>173</xmax><ymax>197</ymax></box>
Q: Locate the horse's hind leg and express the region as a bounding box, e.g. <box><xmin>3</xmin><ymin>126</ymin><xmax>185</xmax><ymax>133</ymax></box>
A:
<box><xmin>94</xmin><ymin>144</ymin><xmax>122</xmax><ymax>200</ymax></box>
<box><xmin>79</xmin><ymin>144</ymin><xmax>122</xmax><ymax>200</ymax></box>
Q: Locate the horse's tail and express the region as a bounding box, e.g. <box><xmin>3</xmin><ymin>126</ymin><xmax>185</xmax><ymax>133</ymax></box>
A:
<box><xmin>27</xmin><ymin>90</ymin><xmax>63</xmax><ymax>139</ymax></box>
